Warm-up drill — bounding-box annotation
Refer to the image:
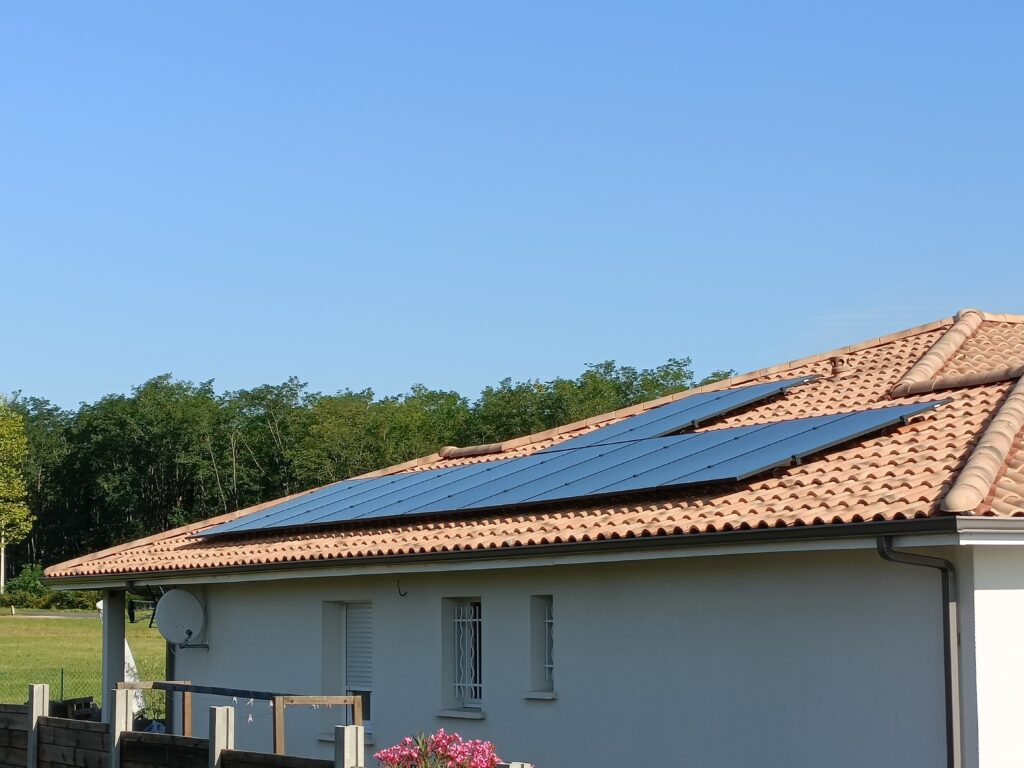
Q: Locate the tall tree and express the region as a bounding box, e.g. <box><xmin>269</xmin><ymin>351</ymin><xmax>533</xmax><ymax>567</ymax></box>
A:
<box><xmin>0</xmin><ymin>399</ymin><xmax>33</xmax><ymax>591</ymax></box>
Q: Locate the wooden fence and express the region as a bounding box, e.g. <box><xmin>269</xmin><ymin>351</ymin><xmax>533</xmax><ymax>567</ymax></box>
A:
<box><xmin>0</xmin><ymin>686</ymin><xmax>532</xmax><ymax>768</ymax></box>
<box><xmin>0</xmin><ymin>704</ymin><xmax>27</xmax><ymax>768</ymax></box>
<box><xmin>36</xmin><ymin>716</ymin><xmax>109</xmax><ymax>768</ymax></box>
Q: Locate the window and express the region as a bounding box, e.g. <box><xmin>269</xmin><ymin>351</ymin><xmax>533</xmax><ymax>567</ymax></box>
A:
<box><xmin>446</xmin><ymin>598</ymin><xmax>482</xmax><ymax>709</ymax></box>
<box><xmin>345</xmin><ymin>602</ymin><xmax>373</xmax><ymax>727</ymax></box>
<box><xmin>529</xmin><ymin>596</ymin><xmax>554</xmax><ymax>693</ymax></box>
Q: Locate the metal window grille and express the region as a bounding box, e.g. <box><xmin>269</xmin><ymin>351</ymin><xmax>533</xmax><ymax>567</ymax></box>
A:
<box><xmin>543</xmin><ymin>601</ymin><xmax>554</xmax><ymax>684</ymax></box>
<box><xmin>453</xmin><ymin>600</ymin><xmax>482</xmax><ymax>705</ymax></box>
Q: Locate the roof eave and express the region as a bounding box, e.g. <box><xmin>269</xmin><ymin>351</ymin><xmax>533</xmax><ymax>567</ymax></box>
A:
<box><xmin>45</xmin><ymin>516</ymin><xmax>968</xmax><ymax>590</ymax></box>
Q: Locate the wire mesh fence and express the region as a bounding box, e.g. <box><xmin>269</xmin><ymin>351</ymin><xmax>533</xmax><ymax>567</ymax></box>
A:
<box><xmin>0</xmin><ymin>663</ymin><xmax>167</xmax><ymax>720</ymax></box>
<box><xmin>0</xmin><ymin>667</ymin><xmax>100</xmax><ymax>705</ymax></box>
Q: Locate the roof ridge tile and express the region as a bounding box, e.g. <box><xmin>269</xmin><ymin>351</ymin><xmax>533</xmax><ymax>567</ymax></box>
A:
<box><xmin>890</xmin><ymin>309</ymin><xmax>985</xmax><ymax>397</ymax></box>
<box><xmin>942</xmin><ymin>376</ymin><xmax>1024</xmax><ymax>513</ymax></box>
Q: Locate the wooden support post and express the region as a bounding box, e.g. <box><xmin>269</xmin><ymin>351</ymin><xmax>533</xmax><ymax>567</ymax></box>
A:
<box><xmin>209</xmin><ymin>706</ymin><xmax>235</xmax><ymax>768</ymax></box>
<box><xmin>108</xmin><ymin>688</ymin><xmax>132</xmax><ymax>768</ymax></box>
<box><xmin>272</xmin><ymin>696</ymin><xmax>285</xmax><ymax>755</ymax></box>
<box><xmin>182</xmin><ymin>688</ymin><xmax>193</xmax><ymax>736</ymax></box>
<box><xmin>26</xmin><ymin>684</ymin><xmax>48</xmax><ymax>768</ymax></box>
<box><xmin>333</xmin><ymin>725</ymin><xmax>364</xmax><ymax>768</ymax></box>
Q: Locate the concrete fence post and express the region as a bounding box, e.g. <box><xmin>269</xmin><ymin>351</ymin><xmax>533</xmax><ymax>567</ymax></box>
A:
<box><xmin>333</xmin><ymin>724</ymin><xmax>365</xmax><ymax>768</ymax></box>
<box><xmin>209</xmin><ymin>706</ymin><xmax>235</xmax><ymax>768</ymax></box>
<box><xmin>26</xmin><ymin>683</ymin><xmax>49</xmax><ymax>768</ymax></box>
<box><xmin>108</xmin><ymin>688</ymin><xmax>132</xmax><ymax>768</ymax></box>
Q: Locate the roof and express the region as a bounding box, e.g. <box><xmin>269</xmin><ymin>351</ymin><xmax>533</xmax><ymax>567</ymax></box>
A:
<box><xmin>46</xmin><ymin>308</ymin><xmax>1024</xmax><ymax>582</ymax></box>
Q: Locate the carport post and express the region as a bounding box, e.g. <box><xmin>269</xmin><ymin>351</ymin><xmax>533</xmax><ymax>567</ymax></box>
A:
<box><xmin>101</xmin><ymin>589</ymin><xmax>126</xmax><ymax>723</ymax></box>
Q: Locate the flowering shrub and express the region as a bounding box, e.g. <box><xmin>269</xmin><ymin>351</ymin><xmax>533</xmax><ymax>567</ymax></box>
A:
<box><xmin>374</xmin><ymin>729</ymin><xmax>503</xmax><ymax>768</ymax></box>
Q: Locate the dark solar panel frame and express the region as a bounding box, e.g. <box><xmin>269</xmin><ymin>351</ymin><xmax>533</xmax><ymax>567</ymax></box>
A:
<box><xmin>201</xmin><ymin>400</ymin><xmax>945</xmax><ymax>538</ymax></box>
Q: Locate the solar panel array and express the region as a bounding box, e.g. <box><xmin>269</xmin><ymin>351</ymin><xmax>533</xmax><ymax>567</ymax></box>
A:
<box><xmin>538</xmin><ymin>375</ymin><xmax>818</xmax><ymax>452</ymax></box>
<box><xmin>201</xmin><ymin>397</ymin><xmax>943</xmax><ymax>538</ymax></box>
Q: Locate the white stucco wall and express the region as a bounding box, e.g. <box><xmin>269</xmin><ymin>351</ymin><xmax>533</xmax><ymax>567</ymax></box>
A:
<box><xmin>965</xmin><ymin>546</ymin><xmax>1024</xmax><ymax>768</ymax></box>
<box><xmin>170</xmin><ymin>547</ymin><xmax>949</xmax><ymax>767</ymax></box>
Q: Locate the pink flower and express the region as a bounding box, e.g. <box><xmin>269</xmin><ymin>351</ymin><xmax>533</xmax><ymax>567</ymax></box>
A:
<box><xmin>374</xmin><ymin>729</ymin><xmax>504</xmax><ymax>768</ymax></box>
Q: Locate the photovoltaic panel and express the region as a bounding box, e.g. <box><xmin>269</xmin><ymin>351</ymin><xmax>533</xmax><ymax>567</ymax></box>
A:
<box><xmin>201</xmin><ymin>400</ymin><xmax>944</xmax><ymax>538</ymax></box>
<box><xmin>538</xmin><ymin>375</ymin><xmax>819</xmax><ymax>453</ymax></box>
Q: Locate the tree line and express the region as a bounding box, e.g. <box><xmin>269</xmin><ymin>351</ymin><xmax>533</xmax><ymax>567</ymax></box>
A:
<box><xmin>4</xmin><ymin>358</ymin><xmax>732</xmax><ymax>573</ymax></box>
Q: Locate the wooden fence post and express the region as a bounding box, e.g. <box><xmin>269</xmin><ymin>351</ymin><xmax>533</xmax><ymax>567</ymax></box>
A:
<box><xmin>333</xmin><ymin>724</ymin><xmax>364</xmax><ymax>768</ymax></box>
<box><xmin>272</xmin><ymin>696</ymin><xmax>285</xmax><ymax>754</ymax></box>
<box><xmin>182</xmin><ymin>687</ymin><xmax>194</xmax><ymax>736</ymax></box>
<box><xmin>26</xmin><ymin>683</ymin><xmax>48</xmax><ymax>768</ymax></box>
<box><xmin>108</xmin><ymin>688</ymin><xmax>132</xmax><ymax>768</ymax></box>
<box><xmin>209</xmin><ymin>706</ymin><xmax>235</xmax><ymax>768</ymax></box>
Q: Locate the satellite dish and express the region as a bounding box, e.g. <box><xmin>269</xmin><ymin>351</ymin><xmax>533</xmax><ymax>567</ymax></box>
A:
<box><xmin>155</xmin><ymin>590</ymin><xmax>205</xmax><ymax>645</ymax></box>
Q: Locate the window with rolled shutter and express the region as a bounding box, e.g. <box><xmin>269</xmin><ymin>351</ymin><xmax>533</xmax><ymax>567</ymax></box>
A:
<box><xmin>345</xmin><ymin>602</ymin><xmax>372</xmax><ymax>725</ymax></box>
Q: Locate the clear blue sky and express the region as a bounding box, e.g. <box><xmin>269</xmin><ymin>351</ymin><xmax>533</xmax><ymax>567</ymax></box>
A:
<box><xmin>2</xmin><ymin>3</ymin><xmax>1021</xmax><ymax>409</ymax></box>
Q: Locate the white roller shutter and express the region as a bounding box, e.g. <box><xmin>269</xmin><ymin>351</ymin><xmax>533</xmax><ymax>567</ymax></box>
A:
<box><xmin>345</xmin><ymin>602</ymin><xmax>373</xmax><ymax>691</ymax></box>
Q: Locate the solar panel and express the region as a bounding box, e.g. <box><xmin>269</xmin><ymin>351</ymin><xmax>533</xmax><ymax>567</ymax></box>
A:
<box><xmin>201</xmin><ymin>400</ymin><xmax>944</xmax><ymax>538</ymax></box>
<box><xmin>538</xmin><ymin>375</ymin><xmax>818</xmax><ymax>452</ymax></box>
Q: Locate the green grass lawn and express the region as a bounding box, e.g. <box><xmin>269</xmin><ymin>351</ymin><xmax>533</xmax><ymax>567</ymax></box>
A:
<box><xmin>0</xmin><ymin>610</ymin><xmax>166</xmax><ymax>713</ymax></box>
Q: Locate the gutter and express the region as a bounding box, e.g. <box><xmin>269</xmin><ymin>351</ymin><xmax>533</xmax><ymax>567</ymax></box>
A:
<box><xmin>876</xmin><ymin>536</ymin><xmax>961</xmax><ymax>768</ymax></box>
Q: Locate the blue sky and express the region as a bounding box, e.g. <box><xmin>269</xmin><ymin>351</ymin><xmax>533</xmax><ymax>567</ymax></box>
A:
<box><xmin>2</xmin><ymin>3</ymin><xmax>1021</xmax><ymax>408</ymax></box>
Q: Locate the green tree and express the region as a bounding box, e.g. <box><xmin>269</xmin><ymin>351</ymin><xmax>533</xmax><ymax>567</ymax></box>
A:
<box><xmin>0</xmin><ymin>399</ymin><xmax>33</xmax><ymax>592</ymax></box>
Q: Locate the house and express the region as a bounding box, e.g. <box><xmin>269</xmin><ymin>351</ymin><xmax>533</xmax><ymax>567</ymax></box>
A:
<box><xmin>46</xmin><ymin>308</ymin><xmax>1024</xmax><ymax>768</ymax></box>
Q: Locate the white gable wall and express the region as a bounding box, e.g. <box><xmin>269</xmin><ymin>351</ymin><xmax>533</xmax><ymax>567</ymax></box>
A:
<box><xmin>171</xmin><ymin>547</ymin><xmax>948</xmax><ymax>767</ymax></box>
<box><xmin>964</xmin><ymin>545</ymin><xmax>1024</xmax><ymax>768</ymax></box>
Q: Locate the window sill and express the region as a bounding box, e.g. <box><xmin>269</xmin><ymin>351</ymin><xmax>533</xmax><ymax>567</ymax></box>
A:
<box><xmin>522</xmin><ymin>691</ymin><xmax>557</xmax><ymax>701</ymax></box>
<box><xmin>436</xmin><ymin>708</ymin><xmax>486</xmax><ymax>720</ymax></box>
<box><xmin>318</xmin><ymin>731</ymin><xmax>374</xmax><ymax>746</ymax></box>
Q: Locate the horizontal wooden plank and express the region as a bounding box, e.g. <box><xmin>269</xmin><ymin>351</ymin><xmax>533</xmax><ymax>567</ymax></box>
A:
<box><xmin>37</xmin><ymin>724</ymin><xmax>108</xmax><ymax>751</ymax></box>
<box><xmin>0</xmin><ymin>714</ymin><xmax>27</xmax><ymax>730</ymax></box>
<box><xmin>74</xmin><ymin>749</ymin><xmax>108</xmax><ymax>768</ymax></box>
<box><xmin>221</xmin><ymin>750</ymin><xmax>333</xmax><ymax>768</ymax></box>
<box><xmin>120</xmin><ymin>732</ymin><xmax>208</xmax><ymax>750</ymax></box>
<box><xmin>38</xmin><ymin>718</ymin><xmax>108</xmax><ymax>735</ymax></box>
<box><xmin>277</xmin><ymin>696</ymin><xmax>358</xmax><ymax>707</ymax></box>
<box><xmin>39</xmin><ymin>742</ymin><xmax>76</xmax><ymax>765</ymax></box>
<box><xmin>0</xmin><ymin>731</ymin><xmax>26</xmax><ymax>750</ymax></box>
<box><xmin>121</xmin><ymin>737</ymin><xmax>207</xmax><ymax>768</ymax></box>
<box><xmin>0</xmin><ymin>707</ymin><xmax>26</xmax><ymax>716</ymax></box>
<box><xmin>0</xmin><ymin>744</ymin><xmax>26</xmax><ymax>768</ymax></box>
<box><xmin>39</xmin><ymin>753</ymin><xmax>103</xmax><ymax>768</ymax></box>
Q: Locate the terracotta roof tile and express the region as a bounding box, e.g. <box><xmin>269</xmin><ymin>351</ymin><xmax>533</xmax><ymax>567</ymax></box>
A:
<box><xmin>45</xmin><ymin>310</ymin><xmax>1024</xmax><ymax>581</ymax></box>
